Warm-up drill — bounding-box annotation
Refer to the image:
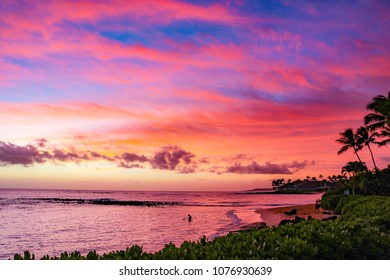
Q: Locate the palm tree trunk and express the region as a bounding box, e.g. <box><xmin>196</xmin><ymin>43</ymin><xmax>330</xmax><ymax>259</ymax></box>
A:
<box><xmin>367</xmin><ymin>144</ymin><xmax>378</xmax><ymax>170</ymax></box>
<box><xmin>353</xmin><ymin>147</ymin><xmax>363</xmax><ymax>163</ymax></box>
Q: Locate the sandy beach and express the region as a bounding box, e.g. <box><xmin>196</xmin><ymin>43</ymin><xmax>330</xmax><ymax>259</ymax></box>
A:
<box><xmin>258</xmin><ymin>203</ymin><xmax>336</xmax><ymax>227</ymax></box>
<box><xmin>237</xmin><ymin>203</ymin><xmax>336</xmax><ymax>231</ymax></box>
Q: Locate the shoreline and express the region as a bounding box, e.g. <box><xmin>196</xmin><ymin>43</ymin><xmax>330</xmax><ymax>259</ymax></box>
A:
<box><xmin>239</xmin><ymin>203</ymin><xmax>336</xmax><ymax>230</ymax></box>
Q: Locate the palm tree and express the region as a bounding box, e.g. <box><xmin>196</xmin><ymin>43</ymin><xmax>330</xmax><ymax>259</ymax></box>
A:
<box><xmin>271</xmin><ymin>178</ymin><xmax>285</xmax><ymax>190</ymax></box>
<box><xmin>364</xmin><ymin>92</ymin><xmax>390</xmax><ymax>146</ymax></box>
<box><xmin>327</xmin><ymin>175</ymin><xmax>338</xmax><ymax>184</ymax></box>
<box><xmin>336</xmin><ymin>128</ymin><xmax>363</xmax><ymax>163</ymax></box>
<box><xmin>356</xmin><ymin>126</ymin><xmax>378</xmax><ymax>170</ymax></box>
<box><xmin>342</xmin><ymin>161</ymin><xmax>368</xmax><ymax>177</ymax></box>
<box><xmin>341</xmin><ymin>161</ymin><xmax>368</xmax><ymax>195</ymax></box>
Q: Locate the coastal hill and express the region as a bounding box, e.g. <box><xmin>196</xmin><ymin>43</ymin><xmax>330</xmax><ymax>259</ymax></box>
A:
<box><xmin>275</xmin><ymin>179</ymin><xmax>332</xmax><ymax>193</ymax></box>
<box><xmin>242</xmin><ymin>180</ymin><xmax>334</xmax><ymax>194</ymax></box>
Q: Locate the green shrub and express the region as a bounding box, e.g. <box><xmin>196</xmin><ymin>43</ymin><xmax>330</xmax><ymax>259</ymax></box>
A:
<box><xmin>320</xmin><ymin>189</ymin><xmax>345</xmax><ymax>210</ymax></box>
<box><xmin>334</xmin><ymin>195</ymin><xmax>367</xmax><ymax>214</ymax></box>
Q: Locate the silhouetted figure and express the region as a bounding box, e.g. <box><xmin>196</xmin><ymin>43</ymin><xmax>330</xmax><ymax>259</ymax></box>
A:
<box><xmin>188</xmin><ymin>214</ymin><xmax>192</xmax><ymax>222</ymax></box>
<box><xmin>315</xmin><ymin>199</ymin><xmax>321</xmax><ymax>213</ymax></box>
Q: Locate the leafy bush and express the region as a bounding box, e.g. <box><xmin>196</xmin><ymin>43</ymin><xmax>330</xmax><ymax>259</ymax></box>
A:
<box><xmin>334</xmin><ymin>195</ymin><xmax>367</xmax><ymax>214</ymax></box>
<box><xmin>320</xmin><ymin>189</ymin><xmax>345</xmax><ymax>210</ymax></box>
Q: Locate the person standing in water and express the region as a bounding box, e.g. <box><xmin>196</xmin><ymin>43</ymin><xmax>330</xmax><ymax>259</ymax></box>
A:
<box><xmin>188</xmin><ymin>214</ymin><xmax>192</xmax><ymax>222</ymax></box>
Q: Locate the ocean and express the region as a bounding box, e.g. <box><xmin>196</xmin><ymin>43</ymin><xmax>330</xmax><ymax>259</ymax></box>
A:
<box><xmin>0</xmin><ymin>188</ymin><xmax>323</xmax><ymax>259</ymax></box>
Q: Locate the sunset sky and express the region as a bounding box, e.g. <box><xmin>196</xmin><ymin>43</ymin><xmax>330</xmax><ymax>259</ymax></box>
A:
<box><xmin>1</xmin><ymin>0</ymin><xmax>389</xmax><ymax>191</ymax></box>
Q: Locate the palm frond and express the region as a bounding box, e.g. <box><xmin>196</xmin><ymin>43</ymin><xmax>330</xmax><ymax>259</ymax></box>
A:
<box><xmin>337</xmin><ymin>145</ymin><xmax>349</xmax><ymax>155</ymax></box>
<box><xmin>377</xmin><ymin>138</ymin><xmax>390</xmax><ymax>146</ymax></box>
<box><xmin>364</xmin><ymin>113</ymin><xmax>385</xmax><ymax>126</ymax></box>
<box><xmin>366</xmin><ymin>92</ymin><xmax>390</xmax><ymax>112</ymax></box>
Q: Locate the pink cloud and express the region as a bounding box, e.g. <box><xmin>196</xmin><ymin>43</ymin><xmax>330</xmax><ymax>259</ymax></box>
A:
<box><xmin>49</xmin><ymin>0</ymin><xmax>240</xmax><ymax>25</ymax></box>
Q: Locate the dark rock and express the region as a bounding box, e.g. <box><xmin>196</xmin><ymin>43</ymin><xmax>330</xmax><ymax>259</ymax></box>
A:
<box><xmin>284</xmin><ymin>208</ymin><xmax>297</xmax><ymax>215</ymax></box>
<box><xmin>293</xmin><ymin>216</ymin><xmax>305</xmax><ymax>223</ymax></box>
<box><xmin>252</xmin><ymin>222</ymin><xmax>267</xmax><ymax>229</ymax></box>
<box><xmin>321</xmin><ymin>216</ymin><xmax>338</xmax><ymax>221</ymax></box>
<box><xmin>233</xmin><ymin>222</ymin><xmax>268</xmax><ymax>233</ymax></box>
<box><xmin>278</xmin><ymin>219</ymin><xmax>292</xmax><ymax>226</ymax></box>
<box><xmin>278</xmin><ymin>216</ymin><xmax>306</xmax><ymax>226</ymax></box>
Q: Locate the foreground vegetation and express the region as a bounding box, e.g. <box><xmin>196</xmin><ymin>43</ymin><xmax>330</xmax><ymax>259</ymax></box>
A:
<box><xmin>14</xmin><ymin>194</ymin><xmax>390</xmax><ymax>260</ymax></box>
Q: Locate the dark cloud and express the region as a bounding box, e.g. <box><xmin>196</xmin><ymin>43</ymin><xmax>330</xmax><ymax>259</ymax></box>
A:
<box><xmin>116</xmin><ymin>152</ymin><xmax>148</xmax><ymax>169</ymax></box>
<box><xmin>207</xmin><ymin>165</ymin><xmax>224</xmax><ymax>175</ymax></box>
<box><xmin>226</xmin><ymin>161</ymin><xmax>293</xmax><ymax>174</ymax></box>
<box><xmin>0</xmin><ymin>141</ymin><xmax>47</xmax><ymax>166</ymax></box>
<box><xmin>177</xmin><ymin>166</ymin><xmax>197</xmax><ymax>174</ymax></box>
<box><xmin>89</xmin><ymin>151</ymin><xmax>113</xmax><ymax>161</ymax></box>
<box><xmin>222</xmin><ymin>153</ymin><xmax>254</xmax><ymax>162</ymax></box>
<box><xmin>34</xmin><ymin>138</ymin><xmax>48</xmax><ymax>148</ymax></box>
<box><xmin>52</xmin><ymin>149</ymin><xmax>80</xmax><ymax>162</ymax></box>
<box><xmin>225</xmin><ymin>159</ymin><xmax>310</xmax><ymax>175</ymax></box>
<box><xmin>287</xmin><ymin>160</ymin><xmax>308</xmax><ymax>169</ymax></box>
<box><xmin>90</xmin><ymin>151</ymin><xmax>103</xmax><ymax>158</ymax></box>
<box><xmin>0</xmin><ymin>140</ymin><xmax>197</xmax><ymax>173</ymax></box>
<box><xmin>117</xmin><ymin>146</ymin><xmax>196</xmax><ymax>171</ymax></box>
<box><xmin>0</xmin><ymin>141</ymin><xmax>111</xmax><ymax>166</ymax></box>
<box><xmin>117</xmin><ymin>162</ymin><xmax>144</xmax><ymax>169</ymax></box>
<box><xmin>149</xmin><ymin>145</ymin><xmax>195</xmax><ymax>170</ymax></box>
<box><xmin>121</xmin><ymin>152</ymin><xmax>148</xmax><ymax>163</ymax></box>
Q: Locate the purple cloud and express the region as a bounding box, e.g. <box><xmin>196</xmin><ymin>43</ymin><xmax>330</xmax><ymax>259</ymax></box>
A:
<box><xmin>287</xmin><ymin>160</ymin><xmax>308</xmax><ymax>169</ymax></box>
<box><xmin>206</xmin><ymin>165</ymin><xmax>224</xmax><ymax>175</ymax></box>
<box><xmin>0</xmin><ymin>140</ymin><xmax>197</xmax><ymax>172</ymax></box>
<box><xmin>222</xmin><ymin>153</ymin><xmax>254</xmax><ymax>163</ymax></box>
<box><xmin>0</xmin><ymin>142</ymin><xmax>46</xmax><ymax>166</ymax></box>
<box><xmin>117</xmin><ymin>162</ymin><xmax>144</xmax><ymax>169</ymax></box>
<box><xmin>198</xmin><ymin>157</ymin><xmax>210</xmax><ymax>164</ymax></box>
<box><xmin>89</xmin><ymin>151</ymin><xmax>114</xmax><ymax>161</ymax></box>
<box><xmin>116</xmin><ymin>152</ymin><xmax>148</xmax><ymax>169</ymax></box>
<box><xmin>0</xmin><ymin>141</ymin><xmax>109</xmax><ymax>166</ymax></box>
<box><xmin>177</xmin><ymin>166</ymin><xmax>197</xmax><ymax>174</ymax></box>
<box><xmin>149</xmin><ymin>145</ymin><xmax>195</xmax><ymax>170</ymax></box>
<box><xmin>121</xmin><ymin>152</ymin><xmax>148</xmax><ymax>163</ymax></box>
<box><xmin>226</xmin><ymin>161</ymin><xmax>293</xmax><ymax>174</ymax></box>
<box><xmin>34</xmin><ymin>138</ymin><xmax>48</xmax><ymax>148</ymax></box>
